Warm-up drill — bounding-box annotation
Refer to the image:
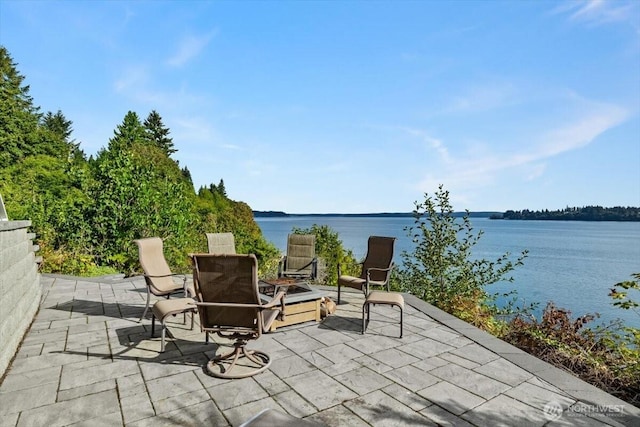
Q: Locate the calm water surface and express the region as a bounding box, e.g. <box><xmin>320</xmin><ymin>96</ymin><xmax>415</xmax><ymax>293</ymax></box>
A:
<box><xmin>257</xmin><ymin>216</ymin><xmax>640</xmax><ymax>328</ymax></box>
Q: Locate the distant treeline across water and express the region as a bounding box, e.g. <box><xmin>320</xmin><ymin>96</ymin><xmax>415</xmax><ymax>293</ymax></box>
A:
<box><xmin>255</xmin><ymin>206</ymin><xmax>639</xmax><ymax>222</ymax></box>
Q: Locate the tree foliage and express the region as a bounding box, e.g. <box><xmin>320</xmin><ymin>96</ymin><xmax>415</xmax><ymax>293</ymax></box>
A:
<box><xmin>0</xmin><ymin>46</ymin><xmax>278</xmax><ymax>276</ymax></box>
<box><xmin>396</xmin><ymin>184</ymin><xmax>529</xmax><ymax>332</ymax></box>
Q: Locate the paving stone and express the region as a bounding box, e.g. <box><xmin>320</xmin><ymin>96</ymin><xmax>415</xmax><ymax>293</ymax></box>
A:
<box><xmin>273</xmin><ymin>329</ymin><xmax>325</xmax><ymax>353</ymax></box>
<box><xmin>382</xmin><ymin>365</ymin><xmax>439</xmax><ymax>392</ymax></box>
<box><xmin>153</xmin><ymin>388</ymin><xmax>210</xmax><ymax>415</ymax></box>
<box><xmin>0</xmin><ymin>381</ymin><xmax>58</xmax><ymax>415</ymax></box>
<box><xmin>14</xmin><ymin>343</ymin><xmax>44</xmax><ymax>358</ymax></box>
<box><xmin>138</xmin><ymin>353</ymin><xmax>208</xmax><ymax>381</ymax></box>
<box><xmin>8</xmin><ymin>352</ymin><xmax>87</xmax><ymax>374</ymax></box>
<box><xmin>382</xmin><ymin>383</ymin><xmax>433</xmax><ymax>411</ymax></box>
<box><xmin>397</xmin><ymin>337</ymin><xmax>455</xmax><ymax>359</ymax></box>
<box><xmin>430</xmin><ymin>363</ymin><xmax>511</xmax><ymax>399</ymax></box>
<box><xmin>505</xmin><ymin>379</ymin><xmax>575</xmax><ymax>411</ymax></box>
<box><xmin>314</xmin><ymin>343</ymin><xmax>364</xmax><ymax>364</ymax></box>
<box><xmin>344</xmin><ymin>335</ymin><xmax>399</xmax><ymax>355</ymax></box>
<box><xmin>273</xmin><ymin>389</ymin><xmax>317</xmax><ymax>417</ymax></box>
<box><xmin>221</xmin><ymin>397</ymin><xmax>283</xmax><ymax>427</ymax></box>
<box><xmin>439</xmin><ymin>351</ymin><xmax>481</xmax><ymax>369</ymax></box>
<box><xmin>0</xmin><ymin>366</ymin><xmax>61</xmax><ymax>392</ymax></box>
<box><xmin>369</xmin><ymin>347</ymin><xmax>420</xmax><ymax>368</ymax></box>
<box><xmin>344</xmin><ymin>389</ymin><xmax>436</xmax><ymax>426</ymax></box>
<box><xmin>474</xmin><ymin>357</ymin><xmax>533</xmax><ymax>386</ymax></box>
<box><xmin>269</xmin><ymin>353</ymin><xmax>317</xmax><ymax>379</ymax></box>
<box><xmin>0</xmin><ymin>413</ymin><xmax>19</xmax><ymax>427</ymax></box>
<box><xmin>116</xmin><ymin>374</ymin><xmax>147</xmax><ymax>400</ymax></box>
<box><xmin>58</xmin><ymin>378</ymin><xmax>116</xmax><ymax>401</ymax></box>
<box><xmin>420</xmin><ymin>404</ymin><xmax>476</xmax><ymax>427</ymax></box>
<box><xmin>410</xmin><ymin>355</ymin><xmax>449</xmax><ymax>372</ymax></box>
<box><xmin>253</xmin><ymin>370</ymin><xmax>290</xmax><ymax>395</ymax></box>
<box><xmin>146</xmin><ymin>371</ymin><xmax>204</xmax><ymax>402</ymax></box>
<box><xmin>305</xmin><ymin>329</ymin><xmax>355</xmax><ymax>346</ymax></box>
<box><xmin>334</xmin><ymin>366</ymin><xmax>393</xmax><ymax>395</ymax></box>
<box><xmin>21</xmin><ymin>330</ymin><xmax>68</xmax><ymax>348</ymax></box>
<box><xmin>450</xmin><ymin>343</ymin><xmax>500</xmax><ymax>365</ymax></box>
<box><xmin>66</xmin><ymin>329</ymin><xmax>109</xmax><ymax>351</ymax></box>
<box><xmin>462</xmin><ymin>394</ymin><xmax>548</xmax><ymax>427</ymax></box>
<box><xmin>128</xmin><ymin>399</ymin><xmax>228</xmax><ymax>427</ymax></box>
<box><xmin>320</xmin><ymin>358</ymin><xmax>362</xmax><ymax>377</ymax></box>
<box><xmin>49</xmin><ymin>317</ymin><xmax>89</xmax><ymax>329</ymax></box>
<box><xmin>353</xmin><ymin>355</ymin><xmax>394</xmax><ymax>374</ymax></box>
<box><xmin>306</xmin><ymin>404</ymin><xmax>370</xmax><ymax>427</ymax></box>
<box><xmin>120</xmin><ymin>391</ymin><xmax>155</xmax><ymax>424</ymax></box>
<box><xmin>284</xmin><ymin>369</ymin><xmax>358</xmax><ymax>410</ymax></box>
<box><xmin>299</xmin><ymin>350</ymin><xmax>335</xmax><ymax>369</ymax></box>
<box><xmin>206</xmin><ymin>377</ymin><xmax>268</xmax><ymax>410</ymax></box>
<box><xmin>421</xmin><ymin>327</ymin><xmax>472</xmax><ymax>348</ymax></box>
<box><xmin>417</xmin><ymin>381</ymin><xmax>486</xmax><ymax>416</ymax></box>
<box><xmin>67</xmin><ymin>411</ymin><xmax>124</xmax><ymax>427</ymax></box>
<box><xmin>60</xmin><ymin>359</ymin><xmax>139</xmax><ymax>390</ymax></box>
<box><xmin>16</xmin><ymin>389</ymin><xmax>120</xmax><ymax>427</ymax></box>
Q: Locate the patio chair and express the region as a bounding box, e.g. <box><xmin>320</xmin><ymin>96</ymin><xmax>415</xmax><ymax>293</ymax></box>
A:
<box><xmin>206</xmin><ymin>232</ymin><xmax>236</xmax><ymax>254</ymax></box>
<box><xmin>191</xmin><ymin>253</ymin><xmax>286</xmax><ymax>378</ymax></box>
<box><xmin>337</xmin><ymin>236</ymin><xmax>396</xmax><ymax>304</ymax></box>
<box><xmin>278</xmin><ymin>234</ymin><xmax>317</xmax><ymax>280</ymax></box>
<box><xmin>134</xmin><ymin>237</ymin><xmax>192</xmax><ymax>322</ymax></box>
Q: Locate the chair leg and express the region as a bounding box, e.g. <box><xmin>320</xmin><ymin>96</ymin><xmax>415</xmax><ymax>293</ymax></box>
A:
<box><xmin>337</xmin><ymin>284</ymin><xmax>341</xmax><ymax>304</ymax></box>
<box><xmin>139</xmin><ymin>289</ymin><xmax>151</xmax><ymax>322</ymax></box>
<box><xmin>151</xmin><ymin>315</ymin><xmax>156</xmax><ymax>337</ymax></box>
<box><xmin>160</xmin><ymin>320</ymin><xmax>166</xmax><ymax>352</ymax></box>
<box><xmin>399</xmin><ymin>305</ymin><xmax>403</xmax><ymax>338</ymax></box>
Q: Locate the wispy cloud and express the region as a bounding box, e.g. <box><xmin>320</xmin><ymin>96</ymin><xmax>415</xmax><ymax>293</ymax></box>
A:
<box><xmin>113</xmin><ymin>64</ymin><xmax>149</xmax><ymax>93</ymax></box>
<box><xmin>412</xmin><ymin>99</ymin><xmax>629</xmax><ymax>197</ymax></box>
<box><xmin>439</xmin><ymin>82</ymin><xmax>520</xmax><ymax>115</ymax></box>
<box><xmin>552</xmin><ymin>0</ymin><xmax>638</xmax><ymax>27</ymax></box>
<box><xmin>167</xmin><ymin>29</ymin><xmax>218</xmax><ymax>67</ymax></box>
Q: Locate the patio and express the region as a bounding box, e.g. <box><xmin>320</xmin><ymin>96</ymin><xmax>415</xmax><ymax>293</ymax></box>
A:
<box><xmin>0</xmin><ymin>274</ymin><xmax>637</xmax><ymax>426</ymax></box>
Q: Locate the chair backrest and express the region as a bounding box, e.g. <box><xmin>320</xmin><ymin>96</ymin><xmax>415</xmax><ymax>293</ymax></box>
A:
<box><xmin>360</xmin><ymin>236</ymin><xmax>396</xmax><ymax>282</ymax></box>
<box><xmin>206</xmin><ymin>232</ymin><xmax>236</xmax><ymax>254</ymax></box>
<box><xmin>285</xmin><ymin>234</ymin><xmax>315</xmax><ymax>273</ymax></box>
<box><xmin>192</xmin><ymin>254</ymin><xmax>261</xmax><ymax>331</ymax></box>
<box><xmin>134</xmin><ymin>237</ymin><xmax>176</xmax><ymax>294</ymax></box>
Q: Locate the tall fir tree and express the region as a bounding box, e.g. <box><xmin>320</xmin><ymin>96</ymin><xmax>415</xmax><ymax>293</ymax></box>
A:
<box><xmin>0</xmin><ymin>46</ymin><xmax>41</xmax><ymax>168</ymax></box>
<box><xmin>143</xmin><ymin>110</ymin><xmax>176</xmax><ymax>156</ymax></box>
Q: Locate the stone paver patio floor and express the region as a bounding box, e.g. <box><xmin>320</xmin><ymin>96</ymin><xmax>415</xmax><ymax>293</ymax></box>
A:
<box><xmin>0</xmin><ymin>274</ymin><xmax>638</xmax><ymax>426</ymax></box>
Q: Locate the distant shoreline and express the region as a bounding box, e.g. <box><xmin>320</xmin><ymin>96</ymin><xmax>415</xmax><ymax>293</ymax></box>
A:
<box><xmin>253</xmin><ymin>209</ymin><xmax>640</xmax><ymax>221</ymax></box>
<box><xmin>253</xmin><ymin>211</ymin><xmax>499</xmax><ymax>218</ymax></box>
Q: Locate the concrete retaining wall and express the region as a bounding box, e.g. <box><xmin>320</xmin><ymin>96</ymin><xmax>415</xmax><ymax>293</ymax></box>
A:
<box><xmin>0</xmin><ymin>221</ymin><xmax>40</xmax><ymax>377</ymax></box>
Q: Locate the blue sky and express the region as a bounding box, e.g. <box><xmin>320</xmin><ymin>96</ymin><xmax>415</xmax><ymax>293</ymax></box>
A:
<box><xmin>1</xmin><ymin>0</ymin><xmax>639</xmax><ymax>213</ymax></box>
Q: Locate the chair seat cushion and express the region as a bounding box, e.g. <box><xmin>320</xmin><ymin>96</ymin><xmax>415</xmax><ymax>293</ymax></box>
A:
<box><xmin>152</xmin><ymin>297</ymin><xmax>197</xmax><ymax>321</ymax></box>
<box><xmin>338</xmin><ymin>276</ymin><xmax>388</xmax><ymax>289</ymax></box>
<box><xmin>365</xmin><ymin>291</ymin><xmax>404</xmax><ymax>308</ymax></box>
<box><xmin>338</xmin><ymin>275</ymin><xmax>365</xmax><ymax>289</ymax></box>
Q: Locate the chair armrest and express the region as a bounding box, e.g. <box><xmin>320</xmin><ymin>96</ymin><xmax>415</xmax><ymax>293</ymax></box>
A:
<box><xmin>262</xmin><ymin>290</ymin><xmax>286</xmax><ymax>321</ymax></box>
<box><xmin>194</xmin><ymin>290</ymin><xmax>286</xmax><ymax>312</ymax></box>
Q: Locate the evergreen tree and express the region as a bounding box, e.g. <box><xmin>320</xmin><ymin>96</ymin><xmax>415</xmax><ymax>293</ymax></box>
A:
<box><xmin>39</xmin><ymin>110</ymin><xmax>76</xmax><ymax>160</ymax></box>
<box><xmin>181</xmin><ymin>166</ymin><xmax>193</xmax><ymax>187</ymax></box>
<box><xmin>143</xmin><ymin>110</ymin><xmax>176</xmax><ymax>156</ymax></box>
<box><xmin>106</xmin><ymin>111</ymin><xmax>146</xmax><ymax>153</ymax></box>
<box><xmin>0</xmin><ymin>46</ymin><xmax>40</xmax><ymax>168</ymax></box>
<box><xmin>218</xmin><ymin>179</ymin><xmax>227</xmax><ymax>197</ymax></box>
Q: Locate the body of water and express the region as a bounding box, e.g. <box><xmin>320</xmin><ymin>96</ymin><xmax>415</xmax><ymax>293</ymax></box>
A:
<box><xmin>256</xmin><ymin>216</ymin><xmax>640</xmax><ymax>329</ymax></box>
